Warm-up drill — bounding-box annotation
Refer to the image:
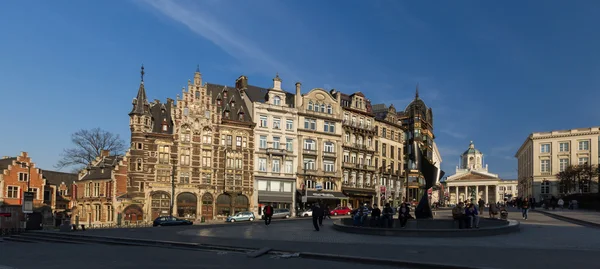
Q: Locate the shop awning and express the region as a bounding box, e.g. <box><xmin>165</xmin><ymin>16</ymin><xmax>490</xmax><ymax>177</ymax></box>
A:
<box><xmin>299</xmin><ymin>190</ymin><xmax>348</xmax><ymax>200</ymax></box>
<box><xmin>258</xmin><ymin>192</ymin><xmax>293</xmax><ymax>203</ymax></box>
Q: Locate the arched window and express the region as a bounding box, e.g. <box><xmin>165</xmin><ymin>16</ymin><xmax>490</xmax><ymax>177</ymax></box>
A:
<box><xmin>273</xmin><ymin>96</ymin><xmax>281</xmax><ymax>106</ymax></box>
<box><xmin>195</xmin><ymin>91</ymin><xmax>200</xmax><ymax>99</ymax></box>
<box><xmin>216</xmin><ymin>194</ymin><xmax>232</xmax><ymax>216</ymax></box>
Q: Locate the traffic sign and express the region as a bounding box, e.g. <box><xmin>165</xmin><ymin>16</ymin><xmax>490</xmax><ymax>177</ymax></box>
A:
<box><xmin>22</xmin><ymin>191</ymin><xmax>34</xmax><ymax>213</ymax></box>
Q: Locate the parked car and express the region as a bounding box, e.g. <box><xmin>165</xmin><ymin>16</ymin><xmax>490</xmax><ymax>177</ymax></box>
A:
<box><xmin>226</xmin><ymin>211</ymin><xmax>255</xmax><ymax>222</ymax></box>
<box><xmin>330</xmin><ymin>206</ymin><xmax>352</xmax><ymax>216</ymax></box>
<box><xmin>153</xmin><ymin>216</ymin><xmax>193</xmax><ymax>227</ymax></box>
<box><xmin>272</xmin><ymin>208</ymin><xmax>291</xmax><ymax>219</ymax></box>
<box><xmin>299</xmin><ymin>208</ymin><xmax>312</xmax><ymax>217</ymax></box>
<box><xmin>262</xmin><ymin>208</ymin><xmax>291</xmax><ymax>219</ymax></box>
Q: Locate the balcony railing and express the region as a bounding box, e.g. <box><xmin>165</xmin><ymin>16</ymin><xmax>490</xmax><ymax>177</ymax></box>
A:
<box><xmin>342</xmin><ymin>120</ymin><xmax>375</xmax><ymax>131</ymax></box>
<box><xmin>266</xmin><ymin>148</ymin><xmax>286</xmax><ymax>155</ymax></box>
<box><xmin>301</xmin><ymin>109</ymin><xmax>342</xmax><ymax>119</ymax></box>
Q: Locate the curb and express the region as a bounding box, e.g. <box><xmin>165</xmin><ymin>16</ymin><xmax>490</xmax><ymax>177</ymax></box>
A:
<box><xmin>533</xmin><ymin>210</ymin><xmax>600</xmax><ymax>229</ymax></box>
<box><xmin>332</xmin><ymin>219</ymin><xmax>520</xmax><ymax>237</ymax></box>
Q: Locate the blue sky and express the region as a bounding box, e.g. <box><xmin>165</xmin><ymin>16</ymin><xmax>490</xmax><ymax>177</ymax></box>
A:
<box><xmin>1</xmin><ymin>0</ymin><xmax>599</xmax><ymax>179</ymax></box>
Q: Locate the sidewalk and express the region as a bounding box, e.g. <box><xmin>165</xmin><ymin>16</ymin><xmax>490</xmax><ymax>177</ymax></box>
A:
<box><xmin>534</xmin><ymin>208</ymin><xmax>600</xmax><ymax>227</ymax></box>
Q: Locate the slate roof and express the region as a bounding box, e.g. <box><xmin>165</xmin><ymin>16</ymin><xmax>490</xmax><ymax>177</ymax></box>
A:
<box><xmin>80</xmin><ymin>156</ymin><xmax>124</xmax><ymax>181</ymax></box>
<box><xmin>206</xmin><ymin>83</ymin><xmax>254</xmax><ymax>123</ymax></box>
<box><xmin>244</xmin><ymin>85</ymin><xmax>296</xmax><ymax>108</ymax></box>
<box><xmin>41</xmin><ymin>170</ymin><xmax>77</xmax><ymax>186</ymax></box>
<box><xmin>149</xmin><ymin>99</ymin><xmax>174</xmax><ymax>134</ymax></box>
<box><xmin>0</xmin><ymin>157</ymin><xmax>17</xmax><ymax>171</ymax></box>
<box><xmin>129</xmin><ymin>82</ymin><xmax>151</xmax><ymax>116</ymax></box>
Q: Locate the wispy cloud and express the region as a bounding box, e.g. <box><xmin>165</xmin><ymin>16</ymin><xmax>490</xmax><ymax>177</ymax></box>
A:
<box><xmin>139</xmin><ymin>0</ymin><xmax>296</xmax><ymax>78</ymax></box>
<box><xmin>439</xmin><ymin>129</ymin><xmax>467</xmax><ymax>140</ymax></box>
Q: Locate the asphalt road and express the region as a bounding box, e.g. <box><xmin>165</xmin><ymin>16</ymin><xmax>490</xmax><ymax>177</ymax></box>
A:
<box><xmin>0</xmin><ymin>241</ymin><xmax>402</xmax><ymax>269</ymax></box>
<box><xmin>4</xmin><ymin>209</ymin><xmax>600</xmax><ymax>269</ymax></box>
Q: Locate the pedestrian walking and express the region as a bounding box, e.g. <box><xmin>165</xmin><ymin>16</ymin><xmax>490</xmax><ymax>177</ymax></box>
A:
<box><xmin>311</xmin><ymin>202</ymin><xmax>324</xmax><ymax>231</ymax></box>
<box><xmin>521</xmin><ymin>199</ymin><xmax>530</xmax><ymax>220</ymax></box>
<box><xmin>263</xmin><ymin>203</ymin><xmax>274</xmax><ymax>226</ymax></box>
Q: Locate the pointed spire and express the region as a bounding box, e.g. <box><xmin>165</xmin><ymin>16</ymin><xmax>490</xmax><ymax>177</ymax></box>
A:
<box><xmin>196</xmin><ymin>64</ymin><xmax>200</xmax><ymax>73</ymax></box>
<box><xmin>130</xmin><ymin>65</ymin><xmax>150</xmax><ymax>116</ymax></box>
<box><xmin>274</xmin><ymin>72</ymin><xmax>281</xmax><ymax>81</ymax></box>
<box><xmin>415</xmin><ymin>83</ymin><xmax>419</xmax><ymax>99</ymax></box>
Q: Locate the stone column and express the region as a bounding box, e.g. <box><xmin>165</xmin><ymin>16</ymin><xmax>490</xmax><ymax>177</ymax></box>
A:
<box><xmin>485</xmin><ymin>185</ymin><xmax>489</xmax><ymax>204</ymax></box>
<box><xmin>464</xmin><ymin>186</ymin><xmax>468</xmax><ymax>202</ymax></box>
<box><xmin>455</xmin><ymin>186</ymin><xmax>458</xmax><ymax>204</ymax></box>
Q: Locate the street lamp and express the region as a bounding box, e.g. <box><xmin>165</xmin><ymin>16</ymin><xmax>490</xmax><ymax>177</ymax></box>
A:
<box><xmin>170</xmin><ymin>160</ymin><xmax>176</xmax><ymax>217</ymax></box>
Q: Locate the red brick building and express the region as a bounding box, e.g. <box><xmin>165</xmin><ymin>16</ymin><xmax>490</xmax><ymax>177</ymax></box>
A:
<box><xmin>74</xmin><ymin>150</ymin><xmax>128</xmax><ymax>225</ymax></box>
<box><xmin>0</xmin><ymin>152</ymin><xmax>46</xmax><ymax>208</ymax></box>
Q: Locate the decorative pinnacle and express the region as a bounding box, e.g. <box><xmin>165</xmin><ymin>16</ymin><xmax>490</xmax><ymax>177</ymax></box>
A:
<box><xmin>141</xmin><ymin>64</ymin><xmax>145</xmax><ymax>82</ymax></box>
<box><xmin>415</xmin><ymin>83</ymin><xmax>419</xmax><ymax>98</ymax></box>
<box><xmin>196</xmin><ymin>64</ymin><xmax>200</xmax><ymax>73</ymax></box>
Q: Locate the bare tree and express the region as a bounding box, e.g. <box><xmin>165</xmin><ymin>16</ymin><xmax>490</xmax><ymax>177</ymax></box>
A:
<box><xmin>55</xmin><ymin>128</ymin><xmax>126</xmax><ymax>172</ymax></box>
<box><xmin>579</xmin><ymin>163</ymin><xmax>599</xmax><ymax>193</ymax></box>
<box><xmin>556</xmin><ymin>165</ymin><xmax>578</xmax><ymax>195</ymax></box>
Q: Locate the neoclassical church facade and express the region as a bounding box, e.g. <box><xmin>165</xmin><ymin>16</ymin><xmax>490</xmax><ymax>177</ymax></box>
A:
<box><xmin>445</xmin><ymin>141</ymin><xmax>518</xmax><ymax>205</ymax></box>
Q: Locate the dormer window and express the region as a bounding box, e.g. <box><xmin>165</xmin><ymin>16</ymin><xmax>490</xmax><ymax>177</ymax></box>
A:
<box><xmin>238</xmin><ymin>112</ymin><xmax>245</xmax><ymax>121</ymax></box>
<box><xmin>230</xmin><ymin>100</ymin><xmax>235</xmax><ymax>108</ymax></box>
<box><xmin>161</xmin><ymin>109</ymin><xmax>165</xmax><ymax>114</ymax></box>
<box><xmin>224</xmin><ymin>111</ymin><xmax>230</xmax><ymax>119</ymax></box>
<box><xmin>223</xmin><ymin>90</ymin><xmax>228</xmax><ymax>99</ymax></box>
<box><xmin>217</xmin><ymin>100</ymin><xmax>221</xmax><ymax>106</ymax></box>
<box><xmin>162</xmin><ymin>124</ymin><xmax>167</xmax><ymax>131</ymax></box>
<box><xmin>273</xmin><ymin>96</ymin><xmax>281</xmax><ymax>106</ymax></box>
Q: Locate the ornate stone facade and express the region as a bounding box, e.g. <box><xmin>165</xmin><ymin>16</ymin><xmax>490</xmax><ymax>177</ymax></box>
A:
<box><xmin>339</xmin><ymin>91</ymin><xmax>378</xmax><ymax>208</ymax></box>
<box><xmin>295</xmin><ymin>86</ymin><xmax>344</xmax><ymax>208</ymax></box>
<box><xmin>127</xmin><ymin>67</ymin><xmax>254</xmax><ymax>222</ymax></box>
<box><xmin>373</xmin><ymin>104</ymin><xmax>405</xmax><ymax>207</ymax></box>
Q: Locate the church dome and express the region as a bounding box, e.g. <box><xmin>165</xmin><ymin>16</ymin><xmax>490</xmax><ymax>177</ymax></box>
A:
<box><xmin>462</xmin><ymin>141</ymin><xmax>481</xmax><ymax>156</ymax></box>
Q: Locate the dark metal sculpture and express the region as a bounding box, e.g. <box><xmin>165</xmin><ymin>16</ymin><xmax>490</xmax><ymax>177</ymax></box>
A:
<box><xmin>412</xmin><ymin>142</ymin><xmax>445</xmax><ymax>219</ymax></box>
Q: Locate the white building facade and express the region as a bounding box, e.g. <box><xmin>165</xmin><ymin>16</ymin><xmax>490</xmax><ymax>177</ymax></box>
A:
<box><xmin>445</xmin><ymin>141</ymin><xmax>517</xmax><ymax>205</ymax></box>
<box><xmin>247</xmin><ymin>75</ymin><xmax>298</xmax><ymax>216</ymax></box>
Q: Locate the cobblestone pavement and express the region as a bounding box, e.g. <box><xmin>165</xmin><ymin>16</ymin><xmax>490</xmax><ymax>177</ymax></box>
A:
<box><xmin>54</xmin><ymin>210</ymin><xmax>600</xmax><ymax>268</ymax></box>
<box><xmin>535</xmin><ymin>208</ymin><xmax>600</xmax><ymax>225</ymax></box>
<box><xmin>0</xmin><ymin>241</ymin><xmax>401</xmax><ymax>269</ymax></box>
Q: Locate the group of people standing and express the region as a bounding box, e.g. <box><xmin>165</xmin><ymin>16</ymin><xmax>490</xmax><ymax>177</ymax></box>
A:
<box><xmin>353</xmin><ymin>203</ymin><xmax>412</xmax><ymax>228</ymax></box>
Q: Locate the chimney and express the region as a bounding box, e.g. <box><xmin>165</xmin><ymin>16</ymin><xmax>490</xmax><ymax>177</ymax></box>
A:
<box><xmin>295</xmin><ymin>82</ymin><xmax>302</xmax><ymax>108</ymax></box>
<box><xmin>101</xmin><ymin>150</ymin><xmax>110</xmax><ymax>157</ymax></box>
<box><xmin>273</xmin><ymin>74</ymin><xmax>282</xmax><ymax>90</ymax></box>
<box><xmin>335</xmin><ymin>90</ymin><xmax>341</xmax><ymax>104</ymax></box>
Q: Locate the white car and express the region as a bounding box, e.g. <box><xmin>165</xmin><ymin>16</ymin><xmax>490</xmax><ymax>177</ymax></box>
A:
<box><xmin>299</xmin><ymin>209</ymin><xmax>312</xmax><ymax>217</ymax></box>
